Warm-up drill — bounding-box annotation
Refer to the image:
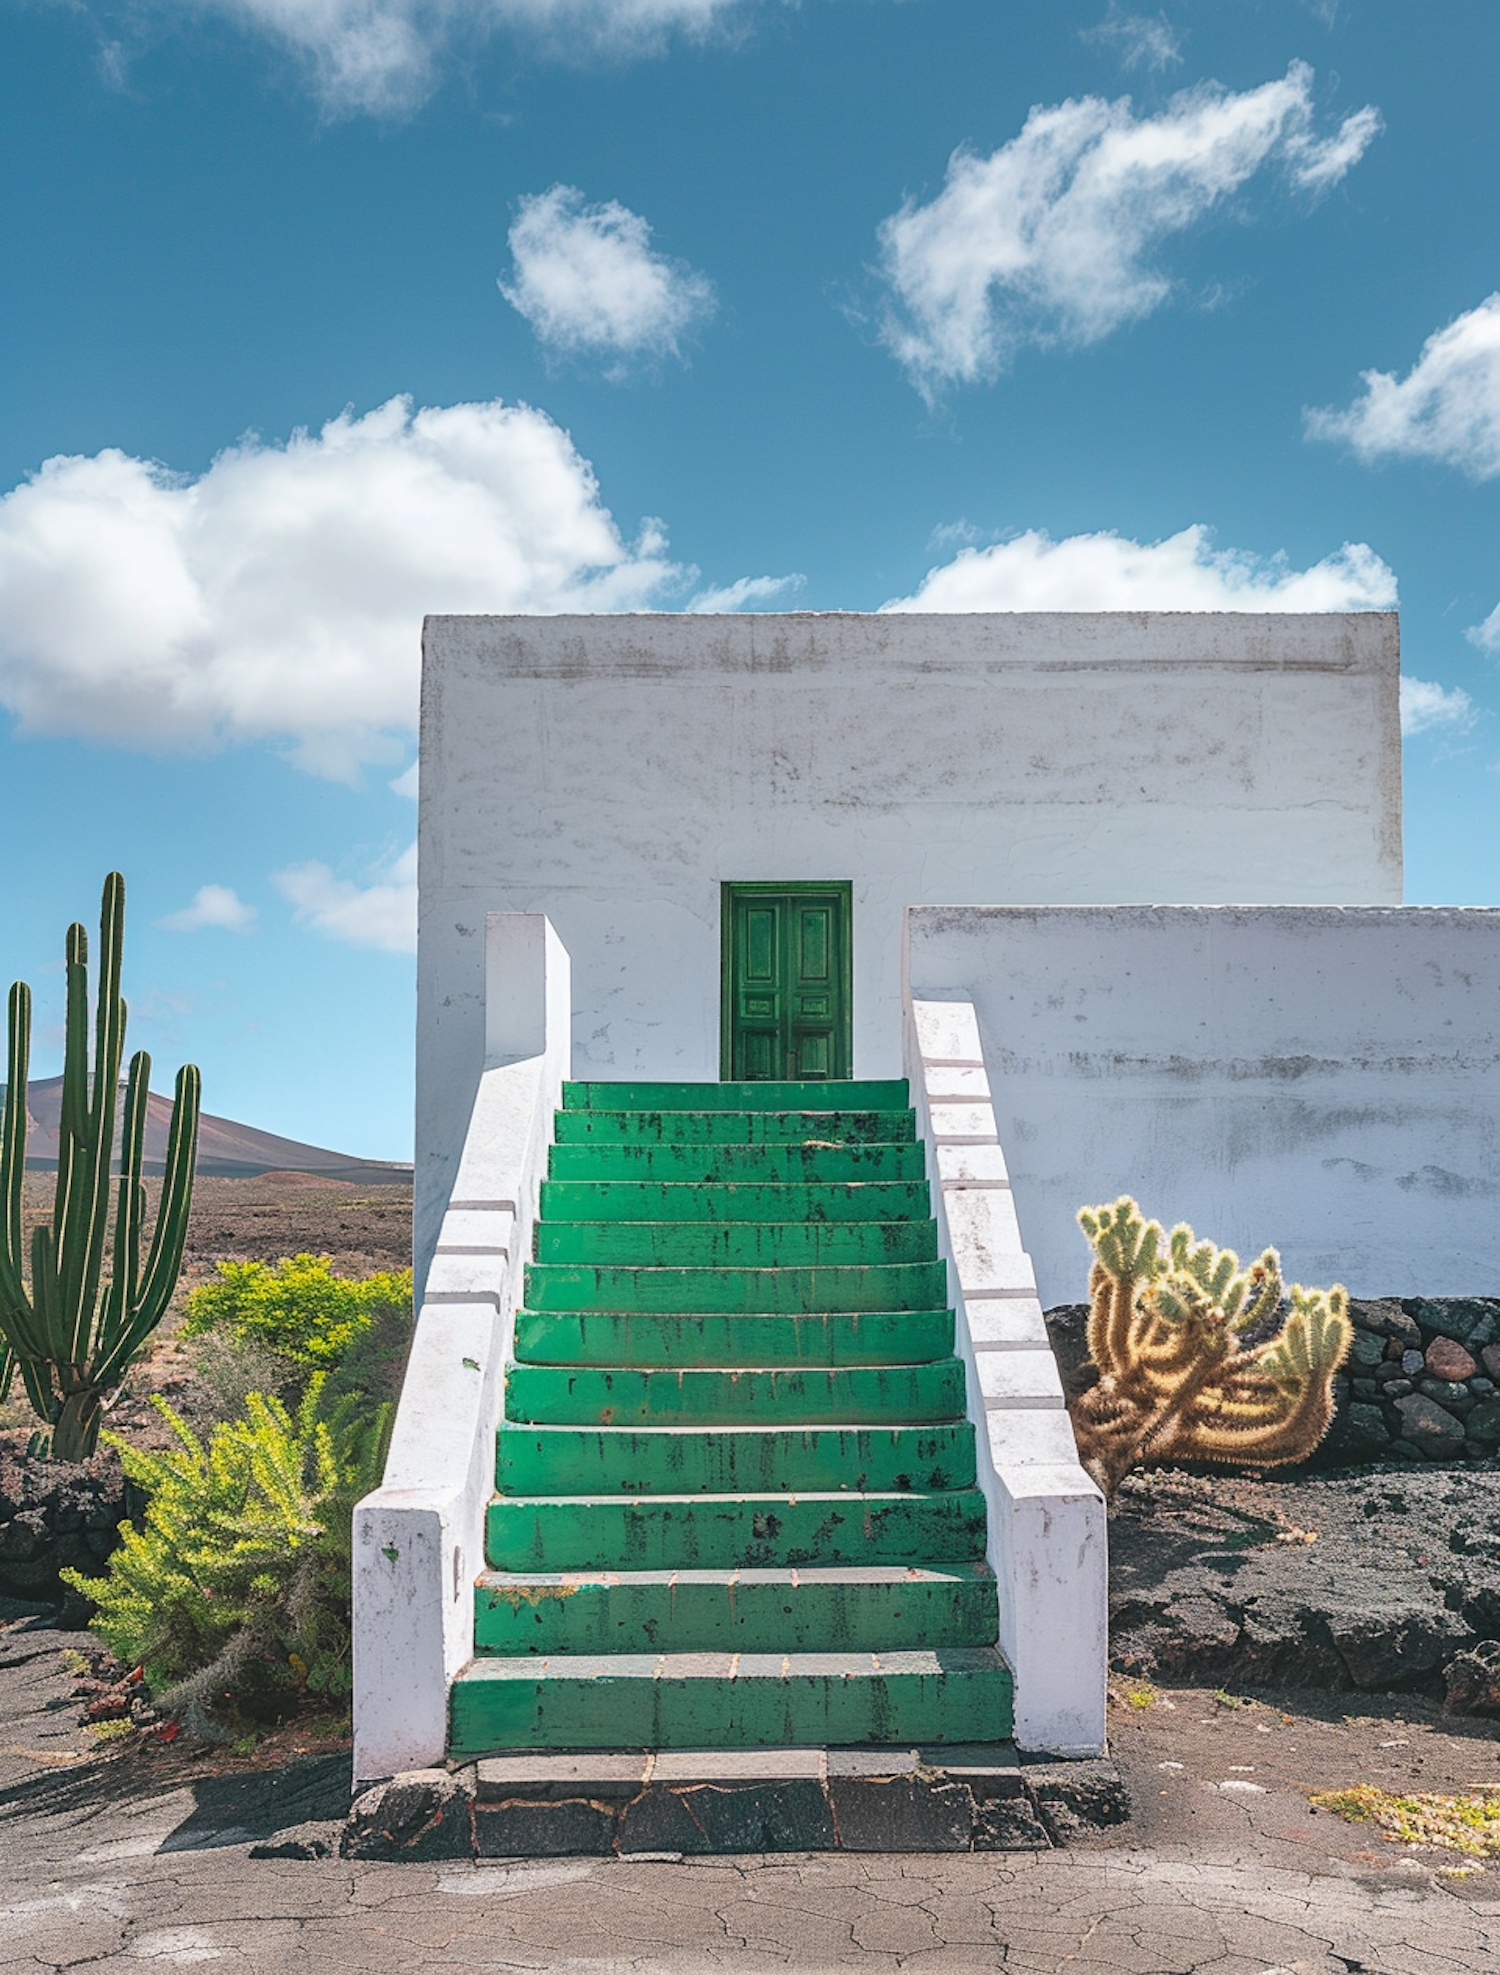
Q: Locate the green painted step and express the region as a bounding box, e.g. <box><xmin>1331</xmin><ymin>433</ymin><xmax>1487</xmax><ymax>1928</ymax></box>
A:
<box><xmin>563</xmin><ymin>1080</ymin><xmax>909</xmax><ymax>1113</ymax></box>
<box><xmin>495</xmin><ymin>1423</ymin><xmax>975</xmax><ymax>1497</ymax></box>
<box><xmin>449</xmin><ymin>1648</ymin><xmax>1013</xmax><ymax>1757</ymax></box>
<box><xmin>548</xmin><ymin>1142</ymin><xmax>927</xmax><ymax>1183</ymax></box>
<box><xmin>539</xmin><ymin>1180</ymin><xmax>932</xmax><ymax>1224</ymax></box>
<box><xmin>512</xmin><ymin>1308</ymin><xmax>955</xmax><ymax>1369</ymax></box>
<box><xmin>526</xmin><ymin>1261</ymin><xmax>949</xmax><ymax>1314</ymax></box>
<box><xmin>535</xmin><ymin>1219</ymin><xmax>938</xmax><ymax>1268</ymax></box>
<box><xmin>473</xmin><ymin>1564</ymin><xmax>999</xmax><ymax>1656</ymax></box>
<box><xmin>553</xmin><ymin>1110</ymin><xmax>916</xmax><ymax>1147</ymax></box>
<box><xmin>486</xmin><ymin>1489</ymin><xmax>990</xmax><ymax>1571</ymax></box>
<box><xmin>504</xmin><ymin>1360</ymin><xmax>968</xmax><ymax>1427</ymax></box>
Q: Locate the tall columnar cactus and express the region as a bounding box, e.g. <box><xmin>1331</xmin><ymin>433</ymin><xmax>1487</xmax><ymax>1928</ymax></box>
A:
<box><xmin>0</xmin><ymin>874</ymin><xmax>201</xmax><ymax>1461</ymax></box>
<box><xmin>1070</xmin><ymin>1196</ymin><xmax>1352</xmax><ymax>1498</ymax></box>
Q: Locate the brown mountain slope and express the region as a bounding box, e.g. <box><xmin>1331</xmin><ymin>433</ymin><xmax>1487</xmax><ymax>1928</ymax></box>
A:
<box><xmin>8</xmin><ymin>1076</ymin><xmax>411</xmax><ymax>1185</ymax></box>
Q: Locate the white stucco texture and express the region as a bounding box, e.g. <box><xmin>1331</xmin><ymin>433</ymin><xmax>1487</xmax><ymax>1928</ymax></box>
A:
<box><xmin>906</xmin><ymin>904</ymin><xmax>1500</xmax><ymax>1307</ymax></box>
<box><xmin>417</xmin><ymin>611</ymin><xmax>1399</xmax><ymax>1276</ymax></box>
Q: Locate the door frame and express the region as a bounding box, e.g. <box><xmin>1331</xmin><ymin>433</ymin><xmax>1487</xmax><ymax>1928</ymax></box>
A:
<box><xmin>719</xmin><ymin>880</ymin><xmax>854</xmax><ymax>1082</ymax></box>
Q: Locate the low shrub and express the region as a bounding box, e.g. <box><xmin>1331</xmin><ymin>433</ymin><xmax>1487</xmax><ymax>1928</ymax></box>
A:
<box><xmin>61</xmin><ymin>1374</ymin><xmax>389</xmax><ymax>1733</ymax></box>
<box><xmin>182</xmin><ymin>1253</ymin><xmax>413</xmax><ymax>1368</ymax></box>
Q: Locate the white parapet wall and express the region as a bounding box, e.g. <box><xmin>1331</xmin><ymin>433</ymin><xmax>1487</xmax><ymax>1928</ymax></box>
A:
<box><xmin>352</xmin><ymin>915</ymin><xmax>570</xmax><ymax>1786</ymax></box>
<box><xmin>906</xmin><ymin>904</ymin><xmax>1500</xmax><ymax>1307</ymax></box>
<box><xmin>902</xmin><ymin>974</ymin><xmax>1108</xmax><ymax>1757</ymax></box>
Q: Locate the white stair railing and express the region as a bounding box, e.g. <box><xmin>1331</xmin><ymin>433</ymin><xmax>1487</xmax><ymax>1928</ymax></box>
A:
<box><xmin>903</xmin><ymin>987</ymin><xmax>1107</xmax><ymax>1757</ymax></box>
<box><xmin>352</xmin><ymin>915</ymin><xmax>570</xmax><ymax>1786</ymax></box>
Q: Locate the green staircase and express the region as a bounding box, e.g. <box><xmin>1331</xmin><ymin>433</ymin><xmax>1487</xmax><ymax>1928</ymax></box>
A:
<box><xmin>448</xmin><ymin>1078</ymin><xmax>1013</xmax><ymax>1762</ymax></box>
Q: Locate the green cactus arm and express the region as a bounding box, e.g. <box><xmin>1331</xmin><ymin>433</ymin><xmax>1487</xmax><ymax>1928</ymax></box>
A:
<box><xmin>0</xmin><ymin>981</ymin><xmax>32</xmax><ymax>1316</ymax></box>
<box><xmin>49</xmin><ymin>930</ymin><xmax>88</xmax><ymax>1295</ymax></box>
<box><xmin>22</xmin><ymin>1224</ymin><xmax>63</xmax><ymax>1423</ymax></box>
<box><xmin>94</xmin><ymin>1062</ymin><xmax>199</xmax><ymax>1393</ymax></box>
<box><xmin>98</xmin><ymin>1050</ymin><xmax>150</xmax><ymax>1350</ymax></box>
<box><xmin>68</xmin><ymin>876</ymin><xmax>127</xmax><ymax>1377</ymax></box>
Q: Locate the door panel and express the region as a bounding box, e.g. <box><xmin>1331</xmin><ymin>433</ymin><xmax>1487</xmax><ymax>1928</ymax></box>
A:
<box><xmin>723</xmin><ymin>885</ymin><xmax>851</xmax><ymax>1081</ymax></box>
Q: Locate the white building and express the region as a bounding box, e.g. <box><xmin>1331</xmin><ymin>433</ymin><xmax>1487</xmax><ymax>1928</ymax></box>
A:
<box><xmin>354</xmin><ymin>607</ymin><xmax>1500</xmax><ymax>1804</ymax></box>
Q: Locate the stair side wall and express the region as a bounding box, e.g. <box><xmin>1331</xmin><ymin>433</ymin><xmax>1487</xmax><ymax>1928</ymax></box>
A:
<box><xmin>352</xmin><ymin>915</ymin><xmax>570</xmax><ymax>1786</ymax></box>
<box><xmin>902</xmin><ymin>976</ymin><xmax>1108</xmax><ymax>1757</ymax></box>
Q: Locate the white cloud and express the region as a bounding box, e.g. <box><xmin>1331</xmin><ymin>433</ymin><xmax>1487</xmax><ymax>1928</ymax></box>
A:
<box><xmin>389</xmin><ymin>759</ymin><xmax>420</xmax><ymax>799</ymax></box>
<box><xmin>134</xmin><ymin>0</ymin><xmax>755</xmax><ymax>117</ymax></box>
<box><xmin>876</xmin><ymin>62</ymin><xmax>1380</xmax><ymax>392</ymax></box>
<box><xmin>156</xmin><ymin>884</ymin><xmax>258</xmax><ymax>933</ymax></box>
<box><xmin>686</xmin><ymin>573</ymin><xmax>805</xmax><ymax>612</ymax></box>
<box><xmin>274</xmin><ymin>842</ymin><xmax>417</xmax><ymax>953</ymax></box>
<box><xmin>501</xmin><ymin>185</ymin><xmax>715</xmax><ymax>370</ymax></box>
<box><xmin>1081</xmin><ymin>7</ymin><xmax>1182</xmax><ymax>73</ymax></box>
<box><xmin>1469</xmin><ymin>604</ymin><xmax>1500</xmax><ymax>656</ymax></box>
<box><xmin>1305</xmin><ymin>294</ymin><xmax>1500</xmax><ymax>480</ymax></box>
<box><xmin>882</xmin><ymin>525</ymin><xmax>1397</xmax><ymax>613</ymax></box>
<box><xmin>1399</xmin><ymin>676</ymin><xmax>1476</xmax><ymax>739</ymax></box>
<box><xmin>0</xmin><ymin>395</ymin><xmax>679</xmax><ymax>781</ymax></box>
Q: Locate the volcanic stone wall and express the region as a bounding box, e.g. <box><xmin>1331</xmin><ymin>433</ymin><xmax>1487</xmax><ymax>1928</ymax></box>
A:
<box><xmin>1324</xmin><ymin>1299</ymin><xmax>1500</xmax><ymax>1466</ymax></box>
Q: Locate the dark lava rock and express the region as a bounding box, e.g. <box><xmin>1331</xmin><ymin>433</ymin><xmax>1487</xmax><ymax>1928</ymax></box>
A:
<box><xmin>1109</xmin><ymin>1467</ymin><xmax>1500</xmax><ymax>1698</ymax></box>
<box><xmin>343</xmin><ymin>1769</ymin><xmax>474</xmax><ymax>1861</ymax></box>
<box><xmin>1041</xmin><ymin>1305</ymin><xmax>1096</xmax><ymax>1408</ymax></box>
<box><xmin>1353</xmin><ymin>1300</ymin><xmax>1423</xmax><ymax>1350</ymax></box>
<box><xmin>1466</xmin><ymin>1401</ymin><xmax>1500</xmax><ymax>1445</ymax></box>
<box><xmin>0</xmin><ymin>1451</ymin><xmax>139</xmax><ymax>1612</ymax></box>
<box><xmin>1345</xmin><ymin>1403</ymin><xmax>1390</xmax><ymax>1449</ymax></box>
<box><xmin>1394</xmin><ymin>1394</ymin><xmax>1466</xmax><ymax>1458</ymax></box>
<box><xmin>1405</xmin><ymin>1299</ymin><xmax>1499</xmax><ymax>1350</ymax></box>
<box><xmin>1444</xmin><ymin>1641</ymin><xmax>1500</xmax><ymax>1719</ymax></box>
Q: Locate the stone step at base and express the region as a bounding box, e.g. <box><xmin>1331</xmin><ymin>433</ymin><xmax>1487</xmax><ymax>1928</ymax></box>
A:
<box><xmin>494</xmin><ymin>1420</ymin><xmax>976</xmax><ymax>1496</ymax></box>
<box><xmin>447</xmin><ymin>1648</ymin><xmax>1014</xmax><ymax>1759</ymax></box>
<box><xmin>343</xmin><ymin>1751</ymin><xmax>1130</xmax><ymax>1860</ymax></box>
<box><xmin>512</xmin><ymin>1307</ymin><xmax>956</xmax><ymax>1369</ymax></box>
<box><xmin>485</xmin><ymin>1487</ymin><xmax>990</xmax><ymax>1571</ymax></box>
<box><xmin>503</xmin><ymin>1358</ymin><xmax>968</xmax><ymax>1426</ymax></box>
<box><xmin>473</xmin><ymin>1562</ymin><xmax>999</xmax><ymax>1656</ymax></box>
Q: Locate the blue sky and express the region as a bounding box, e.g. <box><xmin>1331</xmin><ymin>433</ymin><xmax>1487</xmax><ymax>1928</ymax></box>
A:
<box><xmin>1</xmin><ymin>0</ymin><xmax>1496</xmax><ymax>1159</ymax></box>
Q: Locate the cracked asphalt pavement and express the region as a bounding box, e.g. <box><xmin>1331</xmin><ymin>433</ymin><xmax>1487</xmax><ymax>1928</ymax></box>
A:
<box><xmin>3</xmin><ymin>1618</ymin><xmax>1498</xmax><ymax>1973</ymax></box>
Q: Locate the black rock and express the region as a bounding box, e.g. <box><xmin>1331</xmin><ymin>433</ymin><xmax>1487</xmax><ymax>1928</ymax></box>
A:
<box><xmin>1444</xmin><ymin>1641</ymin><xmax>1500</xmax><ymax>1719</ymax></box>
<box><xmin>1405</xmin><ymin>1300</ymin><xmax>1500</xmax><ymax>1350</ymax></box>
<box><xmin>342</xmin><ymin>1769</ymin><xmax>475</xmax><ymax>1862</ymax></box>
<box><xmin>1352</xmin><ymin>1300</ymin><xmax>1422</xmax><ymax>1350</ymax></box>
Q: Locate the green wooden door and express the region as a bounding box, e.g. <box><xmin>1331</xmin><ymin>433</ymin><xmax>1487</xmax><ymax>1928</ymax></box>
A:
<box><xmin>721</xmin><ymin>884</ymin><xmax>852</xmax><ymax>1081</ymax></box>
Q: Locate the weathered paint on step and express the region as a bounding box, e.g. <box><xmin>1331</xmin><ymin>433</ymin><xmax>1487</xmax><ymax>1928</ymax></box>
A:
<box><xmin>504</xmin><ymin>1359</ymin><xmax>968</xmax><ymax>1426</ymax></box>
<box><xmin>552</xmin><ymin>1110</ymin><xmax>916</xmax><ymax>1147</ymax></box>
<box><xmin>548</xmin><ymin>1142</ymin><xmax>927</xmax><ymax>1183</ymax></box>
<box><xmin>448</xmin><ymin>1648</ymin><xmax>1013</xmax><ymax>1757</ymax></box>
<box><xmin>535</xmin><ymin>1219</ymin><xmax>938</xmax><ymax>1267</ymax></box>
<box><xmin>563</xmin><ymin>1080</ymin><xmax>909</xmax><ymax>1113</ymax></box>
<box><xmin>485</xmin><ymin>1488</ymin><xmax>990</xmax><ymax>1571</ymax></box>
<box><xmin>525</xmin><ymin>1261</ymin><xmax>950</xmax><ymax>1314</ymax></box>
<box><xmin>538</xmin><ymin>1180</ymin><xmax>932</xmax><ymax>1224</ymax></box>
<box><xmin>511</xmin><ymin>1307</ymin><xmax>956</xmax><ymax>1369</ymax></box>
<box><xmin>472</xmin><ymin>1563</ymin><xmax>1000</xmax><ymax>1656</ymax></box>
<box><xmin>495</xmin><ymin>1422</ymin><xmax>976</xmax><ymax>1496</ymax></box>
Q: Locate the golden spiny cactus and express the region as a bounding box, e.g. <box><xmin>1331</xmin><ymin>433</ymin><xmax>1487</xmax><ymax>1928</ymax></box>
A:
<box><xmin>1071</xmin><ymin>1196</ymin><xmax>1352</xmax><ymax>1497</ymax></box>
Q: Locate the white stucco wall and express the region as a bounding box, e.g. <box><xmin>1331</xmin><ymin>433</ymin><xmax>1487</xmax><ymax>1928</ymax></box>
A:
<box><xmin>417</xmin><ymin>610</ymin><xmax>1399</xmax><ymax>1281</ymax></box>
<box><xmin>905</xmin><ymin>905</ymin><xmax>1500</xmax><ymax>1307</ymax></box>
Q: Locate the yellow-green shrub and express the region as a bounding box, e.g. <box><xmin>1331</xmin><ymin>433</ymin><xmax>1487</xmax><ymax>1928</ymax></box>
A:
<box><xmin>182</xmin><ymin>1253</ymin><xmax>412</xmax><ymax>1367</ymax></box>
<box><xmin>62</xmin><ymin>1375</ymin><xmax>389</xmax><ymax>1730</ymax></box>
